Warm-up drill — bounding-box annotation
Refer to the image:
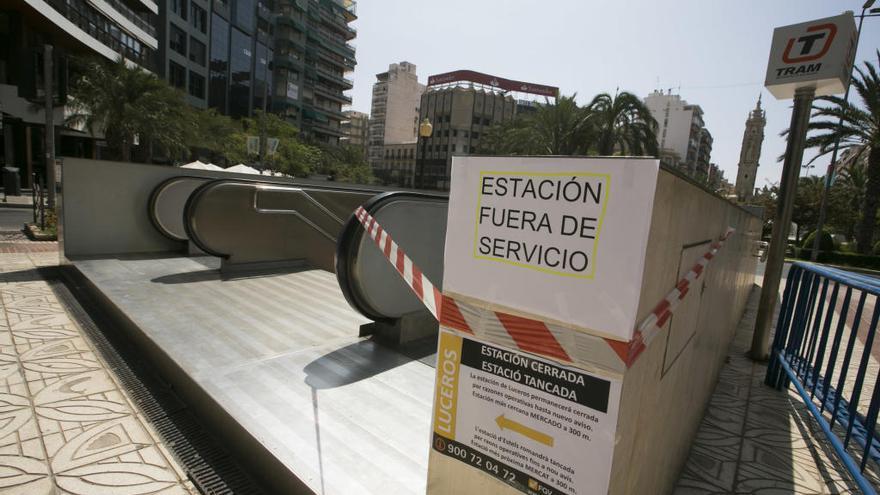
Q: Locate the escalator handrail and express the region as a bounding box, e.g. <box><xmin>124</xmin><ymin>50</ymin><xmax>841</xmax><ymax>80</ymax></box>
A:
<box><xmin>183</xmin><ymin>178</ymin><xmax>386</xmax><ymax>259</ymax></box>
<box><xmin>335</xmin><ymin>191</ymin><xmax>448</xmax><ymax>322</ymax></box>
<box><xmin>148</xmin><ymin>175</ymin><xmax>208</xmax><ymax>242</ymax></box>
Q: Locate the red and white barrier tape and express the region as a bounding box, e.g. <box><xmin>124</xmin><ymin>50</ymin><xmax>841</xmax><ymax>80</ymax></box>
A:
<box><xmin>618</xmin><ymin>227</ymin><xmax>736</xmax><ymax>365</ymax></box>
<box><xmin>353</xmin><ymin>205</ymin><xmax>734</xmax><ymax>370</ymax></box>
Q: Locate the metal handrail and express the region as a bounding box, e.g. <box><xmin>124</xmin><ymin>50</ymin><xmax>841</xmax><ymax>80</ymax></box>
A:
<box><xmin>766</xmin><ymin>261</ymin><xmax>880</xmax><ymax>493</ymax></box>
<box><xmin>252</xmin><ymin>186</ymin><xmax>342</xmax><ymax>243</ymax></box>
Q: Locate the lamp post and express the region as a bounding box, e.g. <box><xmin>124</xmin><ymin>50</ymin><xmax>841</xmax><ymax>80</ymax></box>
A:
<box><xmin>416</xmin><ymin>117</ymin><xmax>433</xmax><ymax>189</ymax></box>
<box><xmin>811</xmin><ymin>2</ymin><xmax>879</xmax><ymax>259</ymax></box>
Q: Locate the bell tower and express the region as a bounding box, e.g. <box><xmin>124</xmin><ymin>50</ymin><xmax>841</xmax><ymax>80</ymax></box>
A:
<box><xmin>734</xmin><ymin>95</ymin><xmax>766</xmax><ymax>202</ymax></box>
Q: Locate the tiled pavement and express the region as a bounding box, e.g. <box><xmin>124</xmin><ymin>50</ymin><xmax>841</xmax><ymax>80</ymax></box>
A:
<box><xmin>675</xmin><ymin>278</ymin><xmax>880</xmax><ymax>494</ymax></box>
<box><xmin>0</xmin><ymin>247</ymin><xmax>196</xmax><ymax>494</ymax></box>
<box><xmin>0</xmin><ymin>235</ymin><xmax>875</xmax><ymax>494</ymax></box>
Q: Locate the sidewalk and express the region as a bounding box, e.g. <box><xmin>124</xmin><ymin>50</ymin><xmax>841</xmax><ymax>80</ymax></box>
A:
<box><xmin>674</xmin><ymin>276</ymin><xmax>880</xmax><ymax>493</ymax></box>
<box><xmin>0</xmin><ymin>247</ymin><xmax>196</xmax><ymax>494</ymax></box>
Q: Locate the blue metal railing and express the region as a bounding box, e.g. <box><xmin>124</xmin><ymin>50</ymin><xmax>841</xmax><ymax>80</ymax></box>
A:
<box><xmin>766</xmin><ymin>261</ymin><xmax>880</xmax><ymax>493</ymax></box>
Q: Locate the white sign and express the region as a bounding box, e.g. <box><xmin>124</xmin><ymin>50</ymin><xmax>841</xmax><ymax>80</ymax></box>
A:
<box><xmin>764</xmin><ymin>13</ymin><xmax>857</xmax><ymax>100</ymax></box>
<box><xmin>246</xmin><ymin>136</ymin><xmax>260</xmax><ymax>155</ymax></box>
<box><xmin>443</xmin><ymin>156</ymin><xmax>659</xmax><ymax>341</ymax></box>
<box><xmin>267</xmin><ymin>137</ymin><xmax>279</xmax><ymax>156</ymax></box>
<box><xmin>432</xmin><ymin>329</ymin><xmax>622</xmax><ymax>495</ymax></box>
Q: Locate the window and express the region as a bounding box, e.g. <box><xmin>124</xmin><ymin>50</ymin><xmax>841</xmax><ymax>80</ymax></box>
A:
<box><xmin>189</xmin><ymin>37</ymin><xmax>206</xmax><ymax>65</ymax></box>
<box><xmin>171</xmin><ymin>0</ymin><xmax>188</xmax><ymax>20</ymax></box>
<box><xmin>452</xmin><ymin>129</ymin><xmax>457</xmax><ymax>137</ymax></box>
<box><xmin>169</xmin><ymin>61</ymin><xmax>186</xmax><ymax>89</ymax></box>
<box><xmin>451</xmin><ymin>144</ymin><xmax>457</xmax><ymax>152</ymax></box>
<box><xmin>190</xmin><ymin>3</ymin><xmax>207</xmax><ymax>33</ymax></box>
<box><xmin>169</xmin><ymin>24</ymin><xmax>186</xmax><ymax>56</ymax></box>
<box><xmin>189</xmin><ymin>71</ymin><xmax>205</xmax><ymax>99</ymax></box>
<box><xmin>472</xmin><ymin>131</ymin><xmax>480</xmax><ymax>140</ymax></box>
<box><xmin>229</xmin><ymin>28</ymin><xmax>252</xmax><ymax>117</ymax></box>
<box><xmin>209</xmin><ymin>13</ymin><xmax>229</xmax><ymax>112</ymax></box>
<box><xmin>234</xmin><ymin>0</ymin><xmax>255</xmax><ymax>32</ymax></box>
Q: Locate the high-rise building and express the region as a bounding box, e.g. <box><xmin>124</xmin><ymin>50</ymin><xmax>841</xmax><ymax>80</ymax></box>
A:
<box><xmin>734</xmin><ymin>96</ymin><xmax>766</xmax><ymax>203</ymax></box>
<box><xmin>272</xmin><ymin>0</ymin><xmax>356</xmax><ymax>145</ymax></box>
<box><xmin>0</xmin><ymin>0</ymin><xmax>157</xmax><ymax>185</ymax></box>
<box><xmin>415</xmin><ymin>70</ymin><xmax>558</xmax><ymax>190</ymax></box>
<box><xmin>340</xmin><ymin>109</ymin><xmax>368</xmax><ymax>155</ymax></box>
<box><xmin>206</xmin><ymin>0</ymin><xmax>275</xmax><ymax>118</ymax></box>
<box><xmin>367</xmin><ymin>61</ymin><xmax>423</xmax><ymax>166</ymax></box>
<box><xmin>644</xmin><ymin>91</ymin><xmax>713</xmax><ymax>179</ymax></box>
<box><xmin>156</xmin><ymin>0</ymin><xmax>212</xmax><ymax>108</ymax></box>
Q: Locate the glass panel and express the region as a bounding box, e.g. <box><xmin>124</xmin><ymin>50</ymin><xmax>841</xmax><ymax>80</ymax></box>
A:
<box><xmin>229</xmin><ymin>27</ymin><xmax>252</xmax><ymax>117</ymax></box>
<box><xmin>208</xmin><ymin>13</ymin><xmax>229</xmax><ymax>112</ymax></box>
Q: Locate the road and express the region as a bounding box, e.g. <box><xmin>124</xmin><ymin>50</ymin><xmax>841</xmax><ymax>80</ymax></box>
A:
<box><xmin>0</xmin><ymin>208</ymin><xmax>33</xmax><ymax>231</ymax></box>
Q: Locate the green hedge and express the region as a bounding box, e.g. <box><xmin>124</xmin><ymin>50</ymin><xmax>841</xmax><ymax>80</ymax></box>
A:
<box><xmin>794</xmin><ymin>248</ymin><xmax>880</xmax><ymax>270</ymax></box>
<box><xmin>802</xmin><ymin>230</ymin><xmax>835</xmax><ymax>252</ymax></box>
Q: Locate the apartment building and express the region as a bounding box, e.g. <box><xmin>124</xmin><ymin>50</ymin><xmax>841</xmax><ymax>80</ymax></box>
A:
<box><xmin>375</xmin><ymin>141</ymin><xmax>416</xmax><ymax>187</ymax></box>
<box><xmin>0</xmin><ymin>0</ymin><xmax>158</xmax><ymax>185</ymax></box>
<box><xmin>340</xmin><ymin>109</ymin><xmax>367</xmax><ymax>156</ymax></box>
<box><xmin>367</xmin><ymin>61</ymin><xmax>423</xmax><ymax>166</ymax></box>
<box><xmin>273</xmin><ymin>0</ymin><xmax>356</xmax><ymax>144</ymax></box>
<box><xmin>644</xmin><ymin>90</ymin><xmax>713</xmax><ymax>179</ymax></box>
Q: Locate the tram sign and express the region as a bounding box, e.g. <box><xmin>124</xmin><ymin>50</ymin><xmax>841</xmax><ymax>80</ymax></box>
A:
<box><xmin>764</xmin><ymin>13</ymin><xmax>857</xmax><ymax>99</ymax></box>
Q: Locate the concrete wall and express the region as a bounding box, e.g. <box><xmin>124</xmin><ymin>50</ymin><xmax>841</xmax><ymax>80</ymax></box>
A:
<box><xmin>427</xmin><ymin>167</ymin><xmax>761</xmax><ymax>495</ymax></box>
<box><xmin>61</xmin><ymin>158</ymin><xmax>266</xmax><ymax>258</ymax></box>
<box><xmin>608</xmin><ymin>168</ymin><xmax>760</xmax><ymax>494</ymax></box>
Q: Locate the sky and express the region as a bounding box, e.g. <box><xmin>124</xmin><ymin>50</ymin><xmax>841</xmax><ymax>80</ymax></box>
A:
<box><xmin>345</xmin><ymin>0</ymin><xmax>880</xmax><ymax>189</ymax></box>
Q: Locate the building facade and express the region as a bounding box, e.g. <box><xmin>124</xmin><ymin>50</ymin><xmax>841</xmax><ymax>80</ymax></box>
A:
<box><xmin>272</xmin><ymin>0</ymin><xmax>356</xmax><ymax>145</ymax></box>
<box><xmin>205</xmin><ymin>0</ymin><xmax>275</xmax><ymax>119</ymax></box>
<box><xmin>340</xmin><ymin>109</ymin><xmax>367</xmax><ymax>155</ymax></box>
<box><xmin>734</xmin><ymin>96</ymin><xmax>766</xmax><ymax>203</ymax></box>
<box><xmin>375</xmin><ymin>141</ymin><xmax>415</xmax><ymax>187</ymax></box>
<box><xmin>367</xmin><ymin>61</ymin><xmax>423</xmax><ymax>166</ymax></box>
<box><xmin>0</xmin><ymin>0</ymin><xmax>158</xmax><ymax>185</ymax></box>
<box><xmin>644</xmin><ymin>90</ymin><xmax>713</xmax><ymax>179</ymax></box>
<box><xmin>416</xmin><ymin>87</ymin><xmax>515</xmax><ymax>190</ymax></box>
<box><xmin>415</xmin><ymin>70</ymin><xmax>558</xmax><ymax>190</ymax></box>
<box><xmin>156</xmin><ymin>0</ymin><xmax>211</xmax><ymax>108</ymax></box>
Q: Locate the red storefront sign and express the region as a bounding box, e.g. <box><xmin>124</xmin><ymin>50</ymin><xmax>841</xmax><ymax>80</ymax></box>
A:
<box><xmin>427</xmin><ymin>70</ymin><xmax>559</xmax><ymax>98</ymax></box>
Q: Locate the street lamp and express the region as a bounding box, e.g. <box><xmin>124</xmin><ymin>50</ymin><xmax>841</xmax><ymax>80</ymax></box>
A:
<box><xmin>416</xmin><ymin>117</ymin><xmax>433</xmax><ymax>189</ymax></box>
<box><xmin>811</xmin><ymin>2</ymin><xmax>879</xmax><ymax>259</ymax></box>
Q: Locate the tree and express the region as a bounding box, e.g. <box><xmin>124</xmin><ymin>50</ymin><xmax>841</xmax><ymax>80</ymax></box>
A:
<box><xmin>829</xmin><ymin>161</ymin><xmax>868</xmax><ymax>240</ymax></box>
<box><xmin>223</xmin><ymin>111</ymin><xmax>321</xmax><ymax>176</ymax></box>
<box><xmin>586</xmin><ymin>91</ymin><xmax>658</xmax><ymax>156</ymax></box>
<box><xmin>186</xmin><ymin>108</ymin><xmax>238</xmax><ymax>163</ymax></box>
<box><xmin>317</xmin><ymin>144</ymin><xmax>374</xmax><ymax>184</ymax></box>
<box><xmin>791</xmin><ymin>175</ymin><xmax>825</xmax><ymax>243</ymax></box>
<box><xmin>802</xmin><ymin>52</ymin><xmax>880</xmax><ymax>253</ymax></box>
<box><xmin>67</xmin><ymin>57</ymin><xmax>190</xmax><ymax>162</ymax></box>
<box><xmin>480</xmin><ymin>92</ymin><xmax>657</xmax><ymax>157</ymax></box>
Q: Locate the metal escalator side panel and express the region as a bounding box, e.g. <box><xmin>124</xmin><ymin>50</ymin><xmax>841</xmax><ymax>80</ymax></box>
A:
<box><xmin>185</xmin><ymin>179</ymin><xmax>378</xmax><ymax>270</ymax></box>
<box><xmin>336</xmin><ymin>192</ymin><xmax>448</xmax><ymax>321</ymax></box>
<box><xmin>148</xmin><ymin>176</ymin><xmax>210</xmax><ymax>242</ymax></box>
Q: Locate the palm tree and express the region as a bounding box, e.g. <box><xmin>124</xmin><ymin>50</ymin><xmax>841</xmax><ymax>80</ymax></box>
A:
<box><xmin>66</xmin><ymin>57</ymin><xmax>190</xmax><ymax>162</ymax></box>
<box><xmin>802</xmin><ymin>52</ymin><xmax>880</xmax><ymax>253</ymax></box>
<box><xmin>480</xmin><ymin>95</ymin><xmax>592</xmax><ymax>155</ymax></box>
<box><xmin>586</xmin><ymin>91</ymin><xmax>658</xmax><ymax>156</ymax></box>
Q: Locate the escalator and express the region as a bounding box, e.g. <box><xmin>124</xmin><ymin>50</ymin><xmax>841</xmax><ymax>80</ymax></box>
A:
<box><xmin>150</xmin><ymin>174</ymin><xmax>450</xmax><ymax>327</ymax></box>
<box><xmin>335</xmin><ymin>192</ymin><xmax>448</xmax><ymax>324</ymax></box>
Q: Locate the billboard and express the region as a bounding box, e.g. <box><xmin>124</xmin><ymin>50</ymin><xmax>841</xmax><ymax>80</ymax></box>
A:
<box><xmin>427</xmin><ymin>70</ymin><xmax>559</xmax><ymax>98</ymax></box>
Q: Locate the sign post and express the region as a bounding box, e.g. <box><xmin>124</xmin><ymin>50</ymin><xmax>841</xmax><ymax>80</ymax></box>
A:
<box><xmin>751</xmin><ymin>13</ymin><xmax>857</xmax><ymax>360</ymax></box>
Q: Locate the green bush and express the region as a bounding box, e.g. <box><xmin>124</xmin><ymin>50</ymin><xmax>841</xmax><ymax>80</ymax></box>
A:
<box><xmin>795</xmin><ymin>248</ymin><xmax>880</xmax><ymax>271</ymax></box>
<box><xmin>802</xmin><ymin>230</ymin><xmax>835</xmax><ymax>252</ymax></box>
<box><xmin>873</xmin><ymin>240</ymin><xmax>880</xmax><ymax>256</ymax></box>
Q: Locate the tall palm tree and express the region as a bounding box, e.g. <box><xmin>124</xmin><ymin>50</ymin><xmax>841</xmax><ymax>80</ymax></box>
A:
<box><xmin>66</xmin><ymin>57</ymin><xmax>190</xmax><ymax>162</ymax></box>
<box><xmin>480</xmin><ymin>95</ymin><xmax>592</xmax><ymax>155</ymax></box>
<box><xmin>802</xmin><ymin>52</ymin><xmax>880</xmax><ymax>253</ymax></box>
<box><xmin>586</xmin><ymin>91</ymin><xmax>658</xmax><ymax>156</ymax></box>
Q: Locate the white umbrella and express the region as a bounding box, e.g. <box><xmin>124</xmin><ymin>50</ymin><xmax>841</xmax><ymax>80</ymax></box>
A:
<box><xmin>180</xmin><ymin>160</ymin><xmax>224</xmax><ymax>171</ymax></box>
<box><xmin>225</xmin><ymin>164</ymin><xmax>260</xmax><ymax>174</ymax></box>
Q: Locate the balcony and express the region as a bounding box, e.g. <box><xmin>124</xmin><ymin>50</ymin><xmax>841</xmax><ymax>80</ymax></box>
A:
<box><xmin>313</xmin><ymin>83</ymin><xmax>352</xmax><ymax>104</ymax></box>
<box><xmin>100</xmin><ymin>0</ymin><xmax>157</xmax><ymax>38</ymax></box>
<box><xmin>315</xmin><ymin>47</ymin><xmax>354</xmax><ymax>71</ymax></box>
<box><xmin>275</xmin><ymin>13</ymin><xmax>307</xmax><ymax>32</ymax></box>
<box><xmin>314</xmin><ymin>65</ymin><xmax>353</xmax><ymax>88</ymax></box>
